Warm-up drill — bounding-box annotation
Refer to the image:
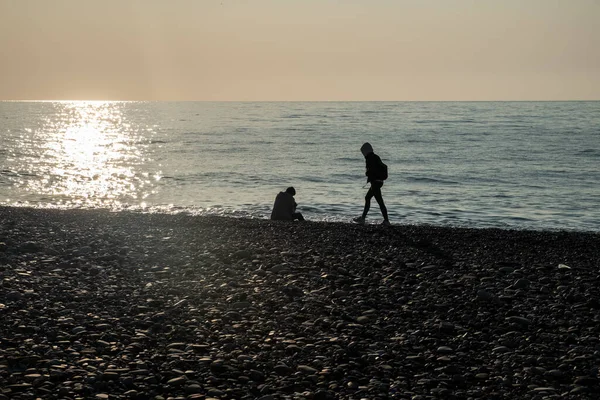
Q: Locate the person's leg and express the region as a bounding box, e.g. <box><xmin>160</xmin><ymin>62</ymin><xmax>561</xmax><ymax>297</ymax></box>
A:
<box><xmin>362</xmin><ymin>186</ymin><xmax>375</xmax><ymax>219</ymax></box>
<box><xmin>372</xmin><ymin>182</ymin><xmax>389</xmax><ymax>221</ymax></box>
<box><xmin>292</xmin><ymin>212</ymin><xmax>305</xmax><ymax>221</ymax></box>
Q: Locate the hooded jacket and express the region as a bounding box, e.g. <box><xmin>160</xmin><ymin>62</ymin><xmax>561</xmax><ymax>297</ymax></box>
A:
<box><xmin>365</xmin><ymin>152</ymin><xmax>387</xmax><ymax>183</ymax></box>
<box><xmin>270</xmin><ymin>191</ymin><xmax>297</xmax><ymax>220</ymax></box>
<box><xmin>361</xmin><ymin>143</ymin><xmax>387</xmax><ymax>182</ymax></box>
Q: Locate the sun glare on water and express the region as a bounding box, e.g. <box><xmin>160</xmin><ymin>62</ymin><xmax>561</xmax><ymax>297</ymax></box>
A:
<box><xmin>29</xmin><ymin>101</ymin><xmax>153</xmax><ymax>209</ymax></box>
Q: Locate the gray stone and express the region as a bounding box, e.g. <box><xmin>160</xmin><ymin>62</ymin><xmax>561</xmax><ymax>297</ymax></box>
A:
<box><xmin>231</xmin><ymin>301</ymin><xmax>251</xmax><ymax>309</ymax></box>
<box><xmin>6</xmin><ymin>291</ymin><xmax>23</xmax><ymax>301</ymax></box>
<box><xmin>492</xmin><ymin>346</ymin><xmax>511</xmax><ymax>353</ymax></box>
<box><xmin>233</xmin><ymin>250</ymin><xmax>252</xmax><ymax>259</ymax></box>
<box><xmin>298</xmin><ymin>365</ymin><xmax>319</xmax><ymax>374</ymax></box>
<box><xmin>332</xmin><ymin>290</ymin><xmax>349</xmax><ymax>298</ymax></box>
<box><xmin>506</xmin><ymin>316</ymin><xmax>532</xmax><ymax>326</ymax></box>
<box><xmin>103</xmin><ymin>372</ymin><xmax>120</xmax><ymax>380</ymax></box>
<box><xmin>184</xmin><ymin>384</ymin><xmax>202</xmax><ymax>394</ymax></box>
<box><xmin>477</xmin><ymin>289</ymin><xmax>498</xmax><ymax>302</ymax></box>
<box><xmin>270</xmin><ymin>264</ymin><xmax>290</xmax><ymax>274</ymax></box>
<box><xmin>531</xmin><ymin>387</ymin><xmax>556</xmax><ymax>392</ymax></box>
<box><xmin>274</xmin><ymin>364</ymin><xmax>293</xmax><ymax>376</ymax></box>
<box><xmin>512</xmin><ymin>278</ymin><xmax>530</xmax><ymax>289</ymax></box>
<box><xmin>208</xmin><ymin>388</ymin><xmax>225</xmax><ymax>396</ymax></box>
<box><xmin>574</xmin><ymin>376</ymin><xmax>597</xmax><ymax>386</ymax></box>
<box><xmin>167</xmin><ymin>376</ymin><xmax>187</xmax><ymax>386</ymax></box>
<box><xmin>439</xmin><ymin>322</ymin><xmax>455</xmax><ymax>333</ymax></box>
<box><xmin>249</xmin><ymin>369</ymin><xmax>265</xmax><ymax>381</ymax></box>
<box><xmin>19</xmin><ymin>241</ymin><xmax>41</xmax><ymax>253</ymax></box>
<box><xmin>72</xmin><ymin>326</ymin><xmax>87</xmax><ymax>334</ymax></box>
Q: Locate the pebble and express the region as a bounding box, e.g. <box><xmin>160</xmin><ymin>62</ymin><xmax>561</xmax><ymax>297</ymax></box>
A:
<box><xmin>532</xmin><ymin>387</ymin><xmax>556</xmax><ymax>394</ymax></box>
<box><xmin>298</xmin><ymin>365</ymin><xmax>319</xmax><ymax>374</ymax></box>
<box><xmin>492</xmin><ymin>346</ymin><xmax>511</xmax><ymax>353</ymax></box>
<box><xmin>6</xmin><ymin>291</ymin><xmax>23</xmax><ymax>301</ymax></box>
<box><xmin>506</xmin><ymin>316</ymin><xmax>532</xmax><ymax>326</ymax></box>
<box><xmin>574</xmin><ymin>376</ymin><xmax>597</xmax><ymax>386</ymax></box>
<box><xmin>274</xmin><ymin>364</ymin><xmax>293</xmax><ymax>375</ymax></box>
<box><xmin>437</xmin><ymin>346</ymin><xmax>453</xmax><ymax>354</ymax></box>
<box><xmin>167</xmin><ymin>376</ymin><xmax>187</xmax><ymax>386</ymax></box>
<box><xmin>270</xmin><ymin>264</ymin><xmax>290</xmax><ymax>273</ymax></box>
<box><xmin>512</xmin><ymin>278</ymin><xmax>530</xmax><ymax>289</ymax></box>
<box><xmin>230</xmin><ymin>301</ymin><xmax>251</xmax><ymax>309</ymax></box>
<box><xmin>439</xmin><ymin>322</ymin><xmax>455</xmax><ymax>333</ymax></box>
<box><xmin>476</xmin><ymin>289</ymin><xmax>498</xmax><ymax>301</ymax></box>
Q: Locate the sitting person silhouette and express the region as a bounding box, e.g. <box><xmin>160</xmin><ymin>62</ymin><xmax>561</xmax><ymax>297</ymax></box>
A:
<box><xmin>271</xmin><ymin>187</ymin><xmax>305</xmax><ymax>221</ymax></box>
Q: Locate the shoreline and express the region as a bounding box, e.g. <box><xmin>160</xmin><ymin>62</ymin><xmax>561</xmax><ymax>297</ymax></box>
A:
<box><xmin>2</xmin><ymin>204</ymin><xmax>599</xmax><ymax>235</ymax></box>
<box><xmin>1</xmin><ymin>206</ymin><xmax>599</xmax><ymax>399</ymax></box>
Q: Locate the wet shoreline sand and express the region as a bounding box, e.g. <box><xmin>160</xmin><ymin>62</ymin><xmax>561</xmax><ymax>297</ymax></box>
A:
<box><xmin>1</xmin><ymin>206</ymin><xmax>599</xmax><ymax>399</ymax></box>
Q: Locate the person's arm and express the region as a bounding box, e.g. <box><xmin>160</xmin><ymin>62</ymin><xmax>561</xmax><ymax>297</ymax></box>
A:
<box><xmin>365</xmin><ymin>159</ymin><xmax>372</xmax><ymax>182</ymax></box>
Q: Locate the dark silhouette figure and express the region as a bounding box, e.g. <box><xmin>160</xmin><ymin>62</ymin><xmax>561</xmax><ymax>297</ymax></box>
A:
<box><xmin>353</xmin><ymin>142</ymin><xmax>390</xmax><ymax>226</ymax></box>
<box><xmin>271</xmin><ymin>187</ymin><xmax>305</xmax><ymax>221</ymax></box>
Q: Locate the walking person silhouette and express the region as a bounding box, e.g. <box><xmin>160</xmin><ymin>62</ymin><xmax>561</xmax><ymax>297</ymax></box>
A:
<box><xmin>353</xmin><ymin>142</ymin><xmax>390</xmax><ymax>226</ymax></box>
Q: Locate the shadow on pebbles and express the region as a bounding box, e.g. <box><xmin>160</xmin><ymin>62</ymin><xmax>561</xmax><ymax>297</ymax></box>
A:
<box><xmin>1</xmin><ymin>207</ymin><xmax>600</xmax><ymax>399</ymax></box>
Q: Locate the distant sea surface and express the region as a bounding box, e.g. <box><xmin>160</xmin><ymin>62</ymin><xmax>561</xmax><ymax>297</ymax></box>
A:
<box><xmin>1</xmin><ymin>101</ymin><xmax>599</xmax><ymax>231</ymax></box>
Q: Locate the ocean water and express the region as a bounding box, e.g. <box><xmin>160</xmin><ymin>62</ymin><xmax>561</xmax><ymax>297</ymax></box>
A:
<box><xmin>1</xmin><ymin>101</ymin><xmax>599</xmax><ymax>232</ymax></box>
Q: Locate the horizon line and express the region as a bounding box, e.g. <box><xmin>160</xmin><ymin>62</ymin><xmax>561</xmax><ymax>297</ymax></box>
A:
<box><xmin>2</xmin><ymin>99</ymin><xmax>599</xmax><ymax>103</ymax></box>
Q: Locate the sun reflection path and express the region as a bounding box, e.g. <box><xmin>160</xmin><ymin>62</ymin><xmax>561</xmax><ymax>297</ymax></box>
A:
<box><xmin>31</xmin><ymin>101</ymin><xmax>159</xmax><ymax>209</ymax></box>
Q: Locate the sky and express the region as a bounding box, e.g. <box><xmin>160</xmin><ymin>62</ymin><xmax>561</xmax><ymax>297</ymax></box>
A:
<box><xmin>1</xmin><ymin>0</ymin><xmax>599</xmax><ymax>101</ymax></box>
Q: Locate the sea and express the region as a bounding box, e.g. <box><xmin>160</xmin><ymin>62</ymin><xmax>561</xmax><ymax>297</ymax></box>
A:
<box><xmin>1</xmin><ymin>101</ymin><xmax>599</xmax><ymax>232</ymax></box>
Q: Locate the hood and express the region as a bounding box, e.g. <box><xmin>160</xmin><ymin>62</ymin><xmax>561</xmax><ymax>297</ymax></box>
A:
<box><xmin>360</xmin><ymin>142</ymin><xmax>373</xmax><ymax>157</ymax></box>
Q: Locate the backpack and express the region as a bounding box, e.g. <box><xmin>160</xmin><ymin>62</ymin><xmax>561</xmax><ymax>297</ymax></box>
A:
<box><xmin>380</xmin><ymin>161</ymin><xmax>388</xmax><ymax>180</ymax></box>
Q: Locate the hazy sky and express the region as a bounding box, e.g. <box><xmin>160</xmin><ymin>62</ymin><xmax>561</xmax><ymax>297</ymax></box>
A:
<box><xmin>1</xmin><ymin>0</ymin><xmax>599</xmax><ymax>101</ymax></box>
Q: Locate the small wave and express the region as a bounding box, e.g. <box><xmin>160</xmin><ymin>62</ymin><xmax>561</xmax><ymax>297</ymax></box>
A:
<box><xmin>283</xmin><ymin>113</ymin><xmax>329</xmax><ymax>119</ymax></box>
<box><xmin>303</xmin><ymin>177</ymin><xmax>327</xmax><ymax>183</ymax></box>
<box><xmin>331</xmin><ymin>172</ymin><xmax>357</xmax><ymax>180</ymax></box>
<box><xmin>406</xmin><ymin>176</ymin><xmax>460</xmax><ymax>185</ymax></box>
<box><xmin>415</xmin><ymin>119</ymin><xmax>479</xmax><ymax>124</ymax></box>
<box><xmin>491</xmin><ymin>123</ymin><xmax>530</xmax><ymax>129</ymax></box>
<box><xmin>249</xmin><ymin>140</ymin><xmax>275</xmax><ymax>145</ymax></box>
<box><xmin>404</xmin><ymin>138</ymin><xmax>426</xmax><ymax>144</ymax></box>
<box><xmin>577</xmin><ymin>149</ymin><xmax>600</xmax><ymax>157</ymax></box>
<box><xmin>360</xmin><ymin>110</ymin><xmax>382</xmax><ymax>114</ymax></box>
<box><xmin>0</xmin><ymin>169</ymin><xmax>38</xmax><ymax>178</ymax></box>
<box><xmin>285</xmin><ymin>127</ymin><xmax>318</xmax><ymax>132</ymax></box>
<box><xmin>334</xmin><ymin>157</ymin><xmax>357</xmax><ymax>162</ymax></box>
<box><xmin>505</xmin><ymin>215</ymin><xmax>536</xmax><ymax>222</ymax></box>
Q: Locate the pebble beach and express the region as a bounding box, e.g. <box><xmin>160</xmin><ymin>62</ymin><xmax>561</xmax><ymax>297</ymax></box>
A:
<box><xmin>1</xmin><ymin>206</ymin><xmax>600</xmax><ymax>400</ymax></box>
